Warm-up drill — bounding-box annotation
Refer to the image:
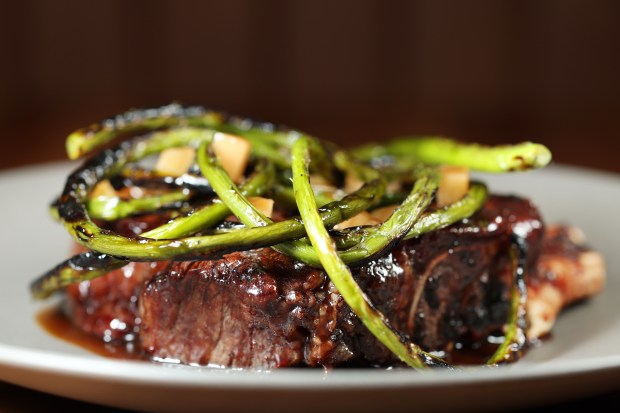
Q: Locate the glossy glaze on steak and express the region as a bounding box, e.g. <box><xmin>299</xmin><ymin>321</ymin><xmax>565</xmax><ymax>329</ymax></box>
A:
<box><xmin>63</xmin><ymin>195</ymin><xmax>605</xmax><ymax>368</ymax></box>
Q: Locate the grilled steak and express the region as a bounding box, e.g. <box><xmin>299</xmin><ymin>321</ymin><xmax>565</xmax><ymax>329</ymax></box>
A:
<box><xmin>63</xmin><ymin>195</ymin><xmax>605</xmax><ymax>368</ymax></box>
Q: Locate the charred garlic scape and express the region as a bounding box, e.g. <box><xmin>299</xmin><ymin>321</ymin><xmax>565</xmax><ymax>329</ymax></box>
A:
<box><xmin>31</xmin><ymin>103</ymin><xmax>552</xmax><ymax>370</ymax></box>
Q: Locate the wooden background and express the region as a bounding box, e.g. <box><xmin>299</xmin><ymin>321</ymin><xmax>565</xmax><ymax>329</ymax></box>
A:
<box><xmin>1</xmin><ymin>0</ymin><xmax>619</xmax><ymax>173</ymax></box>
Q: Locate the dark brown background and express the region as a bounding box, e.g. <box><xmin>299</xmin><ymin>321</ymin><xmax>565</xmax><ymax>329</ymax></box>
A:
<box><xmin>1</xmin><ymin>0</ymin><xmax>619</xmax><ymax>173</ymax></box>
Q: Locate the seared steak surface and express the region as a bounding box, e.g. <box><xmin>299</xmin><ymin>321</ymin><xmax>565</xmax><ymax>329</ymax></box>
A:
<box><xmin>64</xmin><ymin>194</ymin><xmax>602</xmax><ymax>368</ymax></box>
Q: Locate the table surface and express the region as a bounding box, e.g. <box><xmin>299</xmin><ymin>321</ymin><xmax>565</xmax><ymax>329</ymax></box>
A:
<box><xmin>1</xmin><ymin>377</ymin><xmax>620</xmax><ymax>413</ymax></box>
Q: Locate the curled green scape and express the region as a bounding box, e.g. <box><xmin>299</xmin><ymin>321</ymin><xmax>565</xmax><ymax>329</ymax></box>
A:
<box><xmin>31</xmin><ymin>104</ymin><xmax>551</xmax><ymax>370</ymax></box>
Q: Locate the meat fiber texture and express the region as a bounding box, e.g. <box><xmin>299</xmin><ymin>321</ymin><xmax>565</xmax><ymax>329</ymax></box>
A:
<box><xmin>64</xmin><ymin>195</ymin><xmax>604</xmax><ymax>368</ymax></box>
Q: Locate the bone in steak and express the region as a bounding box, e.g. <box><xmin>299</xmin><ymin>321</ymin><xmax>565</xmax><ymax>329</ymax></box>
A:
<box><xmin>63</xmin><ymin>194</ymin><xmax>604</xmax><ymax>368</ymax></box>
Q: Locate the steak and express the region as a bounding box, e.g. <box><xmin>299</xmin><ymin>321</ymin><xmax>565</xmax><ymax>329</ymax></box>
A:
<box><xmin>63</xmin><ymin>195</ymin><xmax>605</xmax><ymax>368</ymax></box>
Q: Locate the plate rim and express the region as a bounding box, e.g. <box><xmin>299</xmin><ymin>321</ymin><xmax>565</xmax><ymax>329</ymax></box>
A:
<box><xmin>0</xmin><ymin>160</ymin><xmax>619</xmax><ymax>410</ymax></box>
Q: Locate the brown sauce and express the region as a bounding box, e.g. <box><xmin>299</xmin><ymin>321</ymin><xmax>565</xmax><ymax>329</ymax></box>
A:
<box><xmin>36</xmin><ymin>305</ymin><xmax>146</xmax><ymax>361</ymax></box>
<box><xmin>449</xmin><ymin>342</ymin><xmax>503</xmax><ymax>366</ymax></box>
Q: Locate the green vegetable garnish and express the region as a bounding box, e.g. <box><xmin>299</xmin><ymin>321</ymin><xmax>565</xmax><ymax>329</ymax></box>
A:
<box><xmin>31</xmin><ymin>104</ymin><xmax>551</xmax><ymax>369</ymax></box>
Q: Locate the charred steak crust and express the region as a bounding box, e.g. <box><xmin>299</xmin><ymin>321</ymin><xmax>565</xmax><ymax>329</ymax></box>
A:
<box><xmin>64</xmin><ymin>194</ymin><xmax>598</xmax><ymax>368</ymax></box>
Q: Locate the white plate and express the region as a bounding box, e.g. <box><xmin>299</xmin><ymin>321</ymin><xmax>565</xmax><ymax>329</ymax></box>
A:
<box><xmin>0</xmin><ymin>161</ymin><xmax>619</xmax><ymax>413</ymax></box>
